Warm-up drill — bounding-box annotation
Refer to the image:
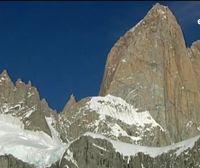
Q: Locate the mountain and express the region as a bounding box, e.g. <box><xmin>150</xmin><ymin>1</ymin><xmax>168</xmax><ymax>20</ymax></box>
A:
<box><xmin>0</xmin><ymin>3</ymin><xmax>200</xmax><ymax>168</ymax></box>
<box><xmin>99</xmin><ymin>3</ymin><xmax>200</xmax><ymax>145</ymax></box>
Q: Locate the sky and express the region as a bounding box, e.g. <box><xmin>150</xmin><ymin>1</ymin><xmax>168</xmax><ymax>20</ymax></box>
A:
<box><xmin>0</xmin><ymin>1</ymin><xmax>200</xmax><ymax>111</ymax></box>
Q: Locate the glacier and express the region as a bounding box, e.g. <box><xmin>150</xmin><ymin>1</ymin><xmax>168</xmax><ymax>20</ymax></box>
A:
<box><xmin>0</xmin><ymin>114</ymin><xmax>67</xmax><ymax>168</ymax></box>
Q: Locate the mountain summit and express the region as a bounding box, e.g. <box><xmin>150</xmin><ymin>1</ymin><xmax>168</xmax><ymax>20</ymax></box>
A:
<box><xmin>0</xmin><ymin>3</ymin><xmax>200</xmax><ymax>168</ymax></box>
<box><xmin>99</xmin><ymin>3</ymin><xmax>200</xmax><ymax>145</ymax></box>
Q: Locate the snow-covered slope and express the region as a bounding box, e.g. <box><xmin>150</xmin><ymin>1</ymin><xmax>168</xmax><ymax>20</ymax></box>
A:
<box><xmin>77</xmin><ymin>94</ymin><xmax>165</xmax><ymax>145</ymax></box>
<box><xmin>59</xmin><ymin>94</ymin><xmax>166</xmax><ymax>145</ymax></box>
<box><xmin>87</xmin><ymin>94</ymin><xmax>163</xmax><ymax>129</ymax></box>
<box><xmin>0</xmin><ymin>114</ymin><xmax>67</xmax><ymax>168</ymax></box>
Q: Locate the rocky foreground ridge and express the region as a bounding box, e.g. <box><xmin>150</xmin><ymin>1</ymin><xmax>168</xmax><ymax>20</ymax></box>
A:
<box><xmin>0</xmin><ymin>3</ymin><xmax>200</xmax><ymax>168</ymax></box>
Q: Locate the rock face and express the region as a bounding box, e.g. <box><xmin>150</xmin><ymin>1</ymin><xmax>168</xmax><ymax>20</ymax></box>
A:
<box><xmin>99</xmin><ymin>3</ymin><xmax>200</xmax><ymax>144</ymax></box>
<box><xmin>0</xmin><ymin>3</ymin><xmax>200</xmax><ymax>168</ymax></box>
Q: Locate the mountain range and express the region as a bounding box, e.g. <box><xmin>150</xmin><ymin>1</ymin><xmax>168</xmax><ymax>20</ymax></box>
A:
<box><xmin>0</xmin><ymin>3</ymin><xmax>200</xmax><ymax>168</ymax></box>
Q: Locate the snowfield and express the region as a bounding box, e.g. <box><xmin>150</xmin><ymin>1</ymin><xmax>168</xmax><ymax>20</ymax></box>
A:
<box><xmin>0</xmin><ymin>114</ymin><xmax>67</xmax><ymax>168</ymax></box>
<box><xmin>84</xmin><ymin>132</ymin><xmax>200</xmax><ymax>158</ymax></box>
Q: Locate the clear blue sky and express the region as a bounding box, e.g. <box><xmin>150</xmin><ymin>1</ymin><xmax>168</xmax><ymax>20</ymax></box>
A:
<box><xmin>0</xmin><ymin>1</ymin><xmax>199</xmax><ymax>111</ymax></box>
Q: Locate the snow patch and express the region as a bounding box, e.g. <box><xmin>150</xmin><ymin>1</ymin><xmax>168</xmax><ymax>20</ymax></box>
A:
<box><xmin>92</xmin><ymin>143</ymin><xmax>107</xmax><ymax>152</ymax></box>
<box><xmin>109</xmin><ymin>123</ymin><xmax>128</xmax><ymax>137</ymax></box>
<box><xmin>64</xmin><ymin>149</ymin><xmax>79</xmax><ymax>168</ymax></box>
<box><xmin>27</xmin><ymin>91</ymin><xmax>35</xmax><ymax>98</ymax></box>
<box><xmin>108</xmin><ymin>123</ymin><xmax>142</xmax><ymax>142</ymax></box>
<box><xmin>24</xmin><ymin>106</ymin><xmax>36</xmax><ymax>118</ymax></box>
<box><xmin>122</xmin><ymin>59</ymin><xmax>126</xmax><ymax>63</ymax></box>
<box><xmin>186</xmin><ymin>121</ymin><xmax>193</xmax><ymax>128</ymax></box>
<box><xmin>0</xmin><ymin>76</ymin><xmax>6</xmax><ymax>81</ymax></box>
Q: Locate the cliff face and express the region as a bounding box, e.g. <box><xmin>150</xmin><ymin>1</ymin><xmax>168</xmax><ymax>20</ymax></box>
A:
<box><xmin>99</xmin><ymin>3</ymin><xmax>200</xmax><ymax>144</ymax></box>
